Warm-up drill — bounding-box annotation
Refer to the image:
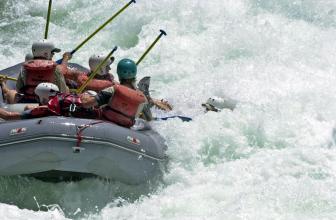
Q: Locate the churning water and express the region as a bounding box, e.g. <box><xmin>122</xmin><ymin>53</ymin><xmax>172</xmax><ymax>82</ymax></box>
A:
<box><xmin>1</xmin><ymin>0</ymin><xmax>336</xmax><ymax>219</ymax></box>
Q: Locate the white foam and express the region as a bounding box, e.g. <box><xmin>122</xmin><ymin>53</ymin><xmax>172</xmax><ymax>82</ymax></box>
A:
<box><xmin>1</xmin><ymin>0</ymin><xmax>336</xmax><ymax>219</ymax></box>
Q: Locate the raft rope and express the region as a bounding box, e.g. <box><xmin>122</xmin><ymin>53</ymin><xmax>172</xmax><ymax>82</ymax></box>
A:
<box><xmin>75</xmin><ymin>121</ymin><xmax>104</xmax><ymax>149</ymax></box>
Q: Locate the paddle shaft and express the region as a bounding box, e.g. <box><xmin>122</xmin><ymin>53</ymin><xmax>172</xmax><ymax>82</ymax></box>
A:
<box><xmin>0</xmin><ymin>74</ymin><xmax>17</xmax><ymax>81</ymax></box>
<box><xmin>155</xmin><ymin>116</ymin><xmax>192</xmax><ymax>122</ymax></box>
<box><xmin>76</xmin><ymin>47</ymin><xmax>117</xmax><ymax>94</ymax></box>
<box><xmin>136</xmin><ymin>29</ymin><xmax>167</xmax><ymax>65</ymax></box>
<box><xmin>56</xmin><ymin>0</ymin><xmax>135</xmax><ymax>64</ymax></box>
<box><xmin>72</xmin><ymin>0</ymin><xmax>135</xmax><ymax>54</ymax></box>
<box><xmin>44</xmin><ymin>0</ymin><xmax>53</xmax><ymax>39</ymax></box>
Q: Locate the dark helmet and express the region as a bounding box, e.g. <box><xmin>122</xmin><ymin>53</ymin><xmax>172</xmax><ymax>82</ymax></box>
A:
<box><xmin>117</xmin><ymin>58</ymin><xmax>137</xmax><ymax>80</ymax></box>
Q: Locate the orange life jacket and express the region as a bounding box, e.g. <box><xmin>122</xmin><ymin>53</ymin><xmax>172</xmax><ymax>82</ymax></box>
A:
<box><xmin>102</xmin><ymin>85</ymin><xmax>147</xmax><ymax>127</ymax></box>
<box><xmin>21</xmin><ymin>60</ymin><xmax>56</xmax><ymax>100</ymax></box>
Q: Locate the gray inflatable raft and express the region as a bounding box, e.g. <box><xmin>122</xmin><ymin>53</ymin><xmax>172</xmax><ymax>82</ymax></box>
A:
<box><xmin>0</xmin><ymin>116</ymin><xmax>167</xmax><ymax>184</ymax></box>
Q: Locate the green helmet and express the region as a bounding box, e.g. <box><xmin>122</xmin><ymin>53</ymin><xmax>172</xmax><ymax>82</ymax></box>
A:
<box><xmin>117</xmin><ymin>58</ymin><xmax>137</xmax><ymax>80</ymax></box>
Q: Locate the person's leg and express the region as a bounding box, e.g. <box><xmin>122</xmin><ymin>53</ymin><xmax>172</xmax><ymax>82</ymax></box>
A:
<box><xmin>1</xmin><ymin>80</ymin><xmax>17</xmax><ymax>104</ymax></box>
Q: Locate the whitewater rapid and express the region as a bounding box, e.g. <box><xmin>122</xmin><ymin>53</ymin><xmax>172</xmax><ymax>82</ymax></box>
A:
<box><xmin>1</xmin><ymin>0</ymin><xmax>336</xmax><ymax>219</ymax></box>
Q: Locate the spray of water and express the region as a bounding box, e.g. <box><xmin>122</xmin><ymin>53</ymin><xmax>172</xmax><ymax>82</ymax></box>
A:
<box><xmin>1</xmin><ymin>0</ymin><xmax>336</xmax><ymax>219</ymax></box>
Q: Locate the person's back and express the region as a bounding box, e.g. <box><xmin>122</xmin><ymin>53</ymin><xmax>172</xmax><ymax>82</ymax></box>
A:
<box><xmin>99</xmin><ymin>84</ymin><xmax>148</xmax><ymax>127</ymax></box>
<box><xmin>16</xmin><ymin>40</ymin><xmax>68</xmax><ymax>103</ymax></box>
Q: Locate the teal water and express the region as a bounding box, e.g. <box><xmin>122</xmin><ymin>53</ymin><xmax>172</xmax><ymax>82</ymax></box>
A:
<box><xmin>1</xmin><ymin>0</ymin><xmax>336</xmax><ymax>219</ymax></box>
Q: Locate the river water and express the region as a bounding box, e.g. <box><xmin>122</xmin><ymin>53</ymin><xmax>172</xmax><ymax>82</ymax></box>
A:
<box><xmin>1</xmin><ymin>0</ymin><xmax>336</xmax><ymax>219</ymax></box>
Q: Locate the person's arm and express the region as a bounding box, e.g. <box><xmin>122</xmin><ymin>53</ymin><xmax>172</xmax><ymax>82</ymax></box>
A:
<box><xmin>80</xmin><ymin>94</ymin><xmax>99</xmax><ymax>109</ymax></box>
<box><xmin>81</xmin><ymin>87</ymin><xmax>115</xmax><ymax>108</ymax></box>
<box><xmin>61</xmin><ymin>52</ymin><xmax>72</xmax><ymax>65</ymax></box>
<box><xmin>0</xmin><ymin>106</ymin><xmax>53</xmax><ymax>121</ymax></box>
<box><xmin>0</xmin><ymin>78</ymin><xmax>17</xmax><ymax>104</ymax></box>
<box><xmin>55</xmin><ymin>68</ymin><xmax>70</xmax><ymax>93</ymax></box>
<box><xmin>0</xmin><ymin>108</ymin><xmax>21</xmax><ymax>120</ymax></box>
<box><xmin>151</xmin><ymin>98</ymin><xmax>173</xmax><ymax>111</ymax></box>
<box><xmin>59</xmin><ymin>74</ymin><xmax>70</xmax><ymax>93</ymax></box>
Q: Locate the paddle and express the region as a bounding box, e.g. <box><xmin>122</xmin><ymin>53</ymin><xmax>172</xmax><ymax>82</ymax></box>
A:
<box><xmin>44</xmin><ymin>0</ymin><xmax>53</xmax><ymax>39</ymax></box>
<box><xmin>56</xmin><ymin>0</ymin><xmax>136</xmax><ymax>64</ymax></box>
<box><xmin>0</xmin><ymin>74</ymin><xmax>17</xmax><ymax>81</ymax></box>
<box><xmin>155</xmin><ymin>116</ymin><xmax>192</xmax><ymax>122</ymax></box>
<box><xmin>134</xmin><ymin>30</ymin><xmax>173</xmax><ymax>111</ymax></box>
<box><xmin>136</xmin><ymin>30</ymin><xmax>167</xmax><ymax>65</ymax></box>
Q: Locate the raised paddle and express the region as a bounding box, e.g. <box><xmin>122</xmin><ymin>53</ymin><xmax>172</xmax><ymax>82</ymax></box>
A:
<box><xmin>56</xmin><ymin>0</ymin><xmax>136</xmax><ymax>64</ymax></box>
<box><xmin>44</xmin><ymin>0</ymin><xmax>53</xmax><ymax>39</ymax></box>
<box><xmin>136</xmin><ymin>29</ymin><xmax>167</xmax><ymax>65</ymax></box>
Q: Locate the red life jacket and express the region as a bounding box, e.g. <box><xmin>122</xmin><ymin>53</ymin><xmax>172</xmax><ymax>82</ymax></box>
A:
<box><xmin>47</xmin><ymin>93</ymin><xmax>100</xmax><ymax>119</ymax></box>
<box><xmin>22</xmin><ymin>60</ymin><xmax>56</xmax><ymax>100</ymax></box>
<box><xmin>48</xmin><ymin>93</ymin><xmax>82</xmax><ymax>117</ymax></box>
<box><xmin>30</xmin><ymin>106</ymin><xmax>54</xmax><ymax>118</ymax></box>
<box><xmin>102</xmin><ymin>85</ymin><xmax>147</xmax><ymax>127</ymax></box>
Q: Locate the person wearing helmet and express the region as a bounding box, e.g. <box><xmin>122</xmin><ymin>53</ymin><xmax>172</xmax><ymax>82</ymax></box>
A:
<box><xmin>0</xmin><ymin>50</ymin><xmax>52</xmax><ymax>104</ymax></box>
<box><xmin>117</xmin><ymin>58</ymin><xmax>172</xmax><ymax>112</ymax></box>
<box><xmin>0</xmin><ymin>83</ymin><xmax>60</xmax><ymax>120</ymax></box>
<box><xmin>34</xmin><ymin>82</ymin><xmax>59</xmax><ymax>105</ymax></box>
<box><xmin>202</xmin><ymin>96</ymin><xmax>237</xmax><ymax>112</ymax></box>
<box><xmin>15</xmin><ymin>40</ymin><xmax>69</xmax><ymax>103</ymax></box>
<box><xmin>61</xmin><ymin>54</ymin><xmax>115</xmax><ymax>91</ymax></box>
<box><xmin>78</xmin><ymin>58</ymin><xmax>172</xmax><ymax>127</ymax></box>
<box><xmin>88</xmin><ymin>54</ymin><xmax>114</xmax><ymax>81</ymax></box>
<box><xmin>0</xmin><ymin>83</ymin><xmax>100</xmax><ymax>120</ymax></box>
<box><xmin>116</xmin><ymin>58</ymin><xmax>138</xmax><ymax>89</ymax></box>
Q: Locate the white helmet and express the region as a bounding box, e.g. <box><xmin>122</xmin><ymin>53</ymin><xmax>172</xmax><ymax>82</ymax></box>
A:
<box><xmin>89</xmin><ymin>54</ymin><xmax>112</xmax><ymax>76</ymax></box>
<box><xmin>34</xmin><ymin>83</ymin><xmax>59</xmax><ymax>104</ymax></box>
<box><xmin>202</xmin><ymin>96</ymin><xmax>237</xmax><ymax>112</ymax></box>
<box><xmin>32</xmin><ymin>40</ymin><xmax>61</xmax><ymax>60</ymax></box>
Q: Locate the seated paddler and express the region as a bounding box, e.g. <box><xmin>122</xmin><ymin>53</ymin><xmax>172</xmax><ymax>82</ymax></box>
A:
<box><xmin>0</xmin><ymin>83</ymin><xmax>100</xmax><ymax>121</ymax></box>
<box><xmin>80</xmin><ymin>58</ymin><xmax>173</xmax><ymax>124</ymax></box>
<box><xmin>60</xmin><ymin>53</ymin><xmax>115</xmax><ymax>91</ymax></box>
<box><xmin>15</xmin><ymin>40</ymin><xmax>70</xmax><ymax>103</ymax></box>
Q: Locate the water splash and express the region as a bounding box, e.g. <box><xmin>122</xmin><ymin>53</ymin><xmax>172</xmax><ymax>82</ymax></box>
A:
<box><xmin>1</xmin><ymin>0</ymin><xmax>336</xmax><ymax>219</ymax></box>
